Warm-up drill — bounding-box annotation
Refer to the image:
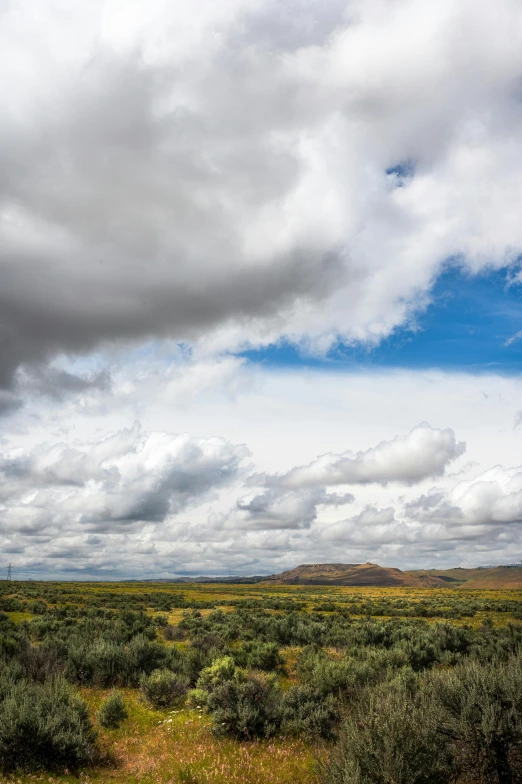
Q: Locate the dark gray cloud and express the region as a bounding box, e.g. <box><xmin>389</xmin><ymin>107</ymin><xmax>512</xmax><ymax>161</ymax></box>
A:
<box><xmin>0</xmin><ymin>365</ymin><xmax>111</xmax><ymax>416</ymax></box>
<box><xmin>0</xmin><ymin>390</ymin><xmax>22</xmax><ymax>417</ymax></box>
<box><xmin>17</xmin><ymin>366</ymin><xmax>112</xmax><ymax>400</ymax></box>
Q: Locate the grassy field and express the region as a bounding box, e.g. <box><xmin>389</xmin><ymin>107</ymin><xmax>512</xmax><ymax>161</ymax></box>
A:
<box><xmin>0</xmin><ymin>688</ymin><xmax>319</xmax><ymax>784</ymax></box>
<box><xmin>1</xmin><ymin>580</ymin><xmax>522</xmax><ymax>784</ymax></box>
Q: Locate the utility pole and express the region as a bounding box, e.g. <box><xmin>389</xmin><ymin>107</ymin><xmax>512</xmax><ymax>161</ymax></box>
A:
<box><xmin>6</xmin><ymin>563</ymin><xmax>12</xmax><ymax>581</ymax></box>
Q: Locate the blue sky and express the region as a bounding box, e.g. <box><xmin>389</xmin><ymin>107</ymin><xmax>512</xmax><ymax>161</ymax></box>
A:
<box><xmin>241</xmin><ymin>266</ymin><xmax>522</xmax><ymax>373</ymax></box>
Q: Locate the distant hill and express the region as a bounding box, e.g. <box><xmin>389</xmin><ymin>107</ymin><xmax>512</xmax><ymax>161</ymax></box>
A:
<box><xmin>259</xmin><ymin>562</ymin><xmax>522</xmax><ymax>588</ymax></box>
<box><xmin>409</xmin><ymin>565</ymin><xmax>522</xmax><ymax>589</ymax></box>
<box><xmin>260</xmin><ymin>562</ymin><xmax>444</xmax><ymax>587</ymax></box>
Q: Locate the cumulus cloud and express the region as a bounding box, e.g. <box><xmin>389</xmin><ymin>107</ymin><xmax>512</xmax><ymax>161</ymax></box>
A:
<box><xmin>3</xmin><ymin>364</ymin><xmax>521</xmax><ymax>577</ymax></box>
<box><xmin>2</xmin><ymin>0</ymin><xmax>522</xmax><ymax>383</ymax></box>
<box><xmin>0</xmin><ymin>423</ymin><xmax>249</xmax><ymax>534</ymax></box>
<box><xmin>261</xmin><ymin>424</ymin><xmax>465</xmax><ymax>488</ymax></box>
<box><xmin>318</xmin><ymin>506</ymin><xmax>403</xmax><ymax>545</ymax></box>
<box><xmin>406</xmin><ymin>465</ymin><xmax>522</xmax><ymax>527</ymax></box>
<box><xmin>220</xmin><ymin>487</ymin><xmax>354</xmax><ymax>530</ymax></box>
<box><xmin>404</xmin><ymin>491</ymin><xmax>465</xmax><ymax>523</ymax></box>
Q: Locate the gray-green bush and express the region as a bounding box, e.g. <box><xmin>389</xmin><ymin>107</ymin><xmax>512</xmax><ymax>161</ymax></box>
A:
<box><xmin>430</xmin><ymin>654</ymin><xmax>522</xmax><ymax>784</ymax></box>
<box><xmin>207</xmin><ymin>672</ymin><xmax>281</xmax><ymax>740</ymax></box>
<box><xmin>321</xmin><ymin>686</ymin><xmax>452</xmax><ymax>784</ymax></box>
<box><xmin>140</xmin><ymin>668</ymin><xmax>189</xmax><ymax>708</ymax></box>
<box><xmin>322</xmin><ymin>652</ymin><xmax>522</xmax><ymax>784</ymax></box>
<box><xmin>97</xmin><ymin>691</ymin><xmax>128</xmax><ymax>729</ymax></box>
<box><xmin>0</xmin><ymin>676</ymin><xmax>97</xmax><ymax>773</ymax></box>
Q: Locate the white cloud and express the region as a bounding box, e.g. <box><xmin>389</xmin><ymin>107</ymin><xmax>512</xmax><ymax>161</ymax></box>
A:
<box><xmin>407</xmin><ymin>465</ymin><xmax>522</xmax><ymax>527</ymax></box>
<box><xmin>221</xmin><ymin>487</ymin><xmax>354</xmax><ymax>530</ymax></box>
<box><xmin>0</xmin><ymin>423</ymin><xmax>250</xmax><ymax>535</ymax></box>
<box><xmin>319</xmin><ymin>505</ymin><xmax>401</xmax><ymax>545</ymax></box>
<box><xmin>261</xmin><ymin>423</ymin><xmax>465</xmax><ymax>488</ymax></box>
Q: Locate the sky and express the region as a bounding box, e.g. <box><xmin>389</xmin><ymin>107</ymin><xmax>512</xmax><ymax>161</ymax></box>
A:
<box><xmin>2</xmin><ymin>0</ymin><xmax>522</xmax><ymax>579</ymax></box>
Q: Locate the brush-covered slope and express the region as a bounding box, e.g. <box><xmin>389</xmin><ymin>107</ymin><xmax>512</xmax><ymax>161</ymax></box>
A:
<box><xmin>409</xmin><ymin>565</ymin><xmax>522</xmax><ymax>589</ymax></box>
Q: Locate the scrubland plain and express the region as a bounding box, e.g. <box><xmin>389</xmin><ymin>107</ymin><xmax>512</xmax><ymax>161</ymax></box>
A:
<box><xmin>1</xmin><ymin>580</ymin><xmax>522</xmax><ymax>784</ymax></box>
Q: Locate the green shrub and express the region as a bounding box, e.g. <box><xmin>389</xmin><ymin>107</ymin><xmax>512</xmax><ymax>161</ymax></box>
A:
<box><xmin>280</xmin><ymin>685</ymin><xmax>338</xmax><ymax>740</ymax></box>
<box><xmin>65</xmin><ymin>639</ymin><xmax>127</xmax><ymax>686</ymax></box>
<box><xmin>0</xmin><ymin>676</ymin><xmax>97</xmax><ymax>773</ymax></box>
<box><xmin>234</xmin><ymin>641</ymin><xmax>282</xmax><ymax>671</ymax></box>
<box><xmin>187</xmin><ymin>655</ymin><xmax>238</xmax><ymax>709</ymax></box>
<box><xmin>0</xmin><ymin>597</ymin><xmax>24</xmax><ymax>612</ymax></box>
<box><xmin>182</xmin><ymin>645</ymin><xmax>215</xmax><ymax>685</ymax></box>
<box><xmin>207</xmin><ymin>672</ymin><xmax>280</xmax><ymax>740</ymax></box>
<box><xmin>165</xmin><ymin>643</ymin><xmax>187</xmax><ymax>673</ymax></box>
<box><xmin>196</xmin><ymin>656</ymin><xmax>237</xmax><ymax>692</ymax></box>
<box><xmin>190</xmin><ymin>632</ymin><xmax>226</xmax><ymax>653</ymax></box>
<box><xmin>28</xmin><ymin>600</ymin><xmax>48</xmax><ymax>614</ymax></box>
<box><xmin>97</xmin><ymin>691</ymin><xmax>128</xmax><ymax>729</ymax></box>
<box><xmin>0</xmin><ymin>660</ymin><xmax>24</xmax><ymax>700</ymax></box>
<box><xmin>127</xmin><ymin>635</ymin><xmax>168</xmax><ymax>682</ymax></box>
<box><xmin>321</xmin><ymin>685</ymin><xmax>452</xmax><ymax>784</ymax></box>
<box><xmin>187</xmin><ymin>687</ymin><xmax>209</xmax><ymax>708</ymax></box>
<box><xmin>164</xmin><ymin>624</ymin><xmax>186</xmax><ymax>641</ymax></box>
<box><xmin>140</xmin><ymin>668</ymin><xmax>188</xmax><ymax>708</ymax></box>
<box><xmin>19</xmin><ymin>640</ymin><xmax>65</xmax><ymax>682</ymax></box>
<box><xmin>429</xmin><ymin>654</ymin><xmax>522</xmax><ymax>784</ymax></box>
<box><xmin>322</xmin><ymin>653</ymin><xmax>522</xmax><ymax>784</ymax></box>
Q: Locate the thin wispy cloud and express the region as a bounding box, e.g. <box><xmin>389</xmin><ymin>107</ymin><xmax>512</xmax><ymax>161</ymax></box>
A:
<box><xmin>504</xmin><ymin>330</ymin><xmax>522</xmax><ymax>347</ymax></box>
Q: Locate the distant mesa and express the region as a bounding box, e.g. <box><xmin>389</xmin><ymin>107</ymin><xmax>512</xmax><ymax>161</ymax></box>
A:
<box><xmin>260</xmin><ymin>562</ymin><xmax>436</xmax><ymax>587</ymax></box>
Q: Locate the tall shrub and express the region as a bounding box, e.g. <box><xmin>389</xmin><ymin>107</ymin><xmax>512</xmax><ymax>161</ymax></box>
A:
<box><xmin>430</xmin><ymin>654</ymin><xmax>522</xmax><ymax>784</ymax></box>
<box><xmin>0</xmin><ymin>677</ymin><xmax>97</xmax><ymax>773</ymax></box>
<box><xmin>321</xmin><ymin>685</ymin><xmax>452</xmax><ymax>784</ymax></box>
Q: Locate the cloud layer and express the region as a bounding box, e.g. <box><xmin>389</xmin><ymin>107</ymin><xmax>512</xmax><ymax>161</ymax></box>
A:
<box><xmin>2</xmin><ymin>355</ymin><xmax>522</xmax><ymax>577</ymax></box>
<box><xmin>2</xmin><ymin>0</ymin><xmax>522</xmax><ymax>384</ymax></box>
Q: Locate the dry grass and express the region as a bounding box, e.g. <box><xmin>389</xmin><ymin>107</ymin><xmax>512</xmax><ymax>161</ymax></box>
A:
<box><xmin>1</xmin><ymin>689</ymin><xmax>320</xmax><ymax>784</ymax></box>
